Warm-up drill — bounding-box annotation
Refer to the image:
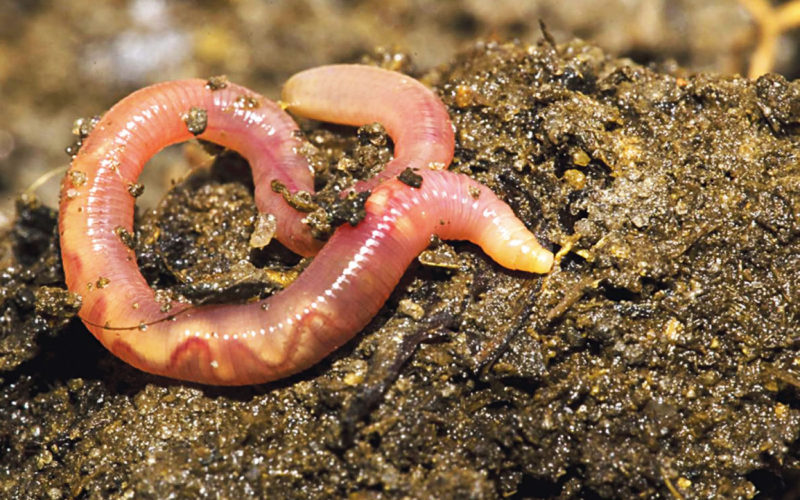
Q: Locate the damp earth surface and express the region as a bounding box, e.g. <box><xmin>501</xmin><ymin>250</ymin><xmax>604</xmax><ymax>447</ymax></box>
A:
<box><xmin>1</xmin><ymin>40</ymin><xmax>800</xmax><ymax>499</ymax></box>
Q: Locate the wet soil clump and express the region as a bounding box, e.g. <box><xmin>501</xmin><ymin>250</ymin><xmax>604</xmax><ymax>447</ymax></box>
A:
<box><xmin>1</xmin><ymin>40</ymin><xmax>799</xmax><ymax>499</ymax></box>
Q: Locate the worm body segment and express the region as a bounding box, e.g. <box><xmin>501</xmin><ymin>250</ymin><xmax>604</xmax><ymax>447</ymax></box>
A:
<box><xmin>61</xmin><ymin>79</ymin><xmax>321</xmax><ymax>258</ymax></box>
<box><xmin>282</xmin><ymin>64</ymin><xmax>455</xmax><ymax>191</ymax></box>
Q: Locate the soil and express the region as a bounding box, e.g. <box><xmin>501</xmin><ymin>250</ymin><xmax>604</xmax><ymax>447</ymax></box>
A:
<box><xmin>2</xmin><ymin>1</ymin><xmax>800</xmax><ymax>499</ymax></box>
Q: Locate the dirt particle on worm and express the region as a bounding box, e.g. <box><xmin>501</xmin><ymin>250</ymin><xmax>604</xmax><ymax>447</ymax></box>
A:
<box><xmin>270</xmin><ymin>180</ymin><xmax>318</xmax><ymax>213</ymax></box>
<box><xmin>68</xmin><ymin>170</ymin><xmax>87</xmax><ymax>187</ymax></box>
<box><xmin>328</xmin><ymin>190</ymin><xmax>369</xmax><ymax>227</ymax></box>
<box><xmin>234</xmin><ymin>95</ymin><xmax>260</xmax><ymax>109</ymax></box>
<box><xmin>65</xmin><ymin>116</ymin><xmax>100</xmax><ymax>156</ymax></box>
<box><xmin>205</xmin><ymin>75</ymin><xmax>229</xmax><ymax>90</ymax></box>
<box><xmin>72</xmin><ymin>116</ymin><xmax>99</xmax><ymax>138</ymax></box>
<box><xmin>398</xmin><ymin>168</ymin><xmax>423</xmax><ymax>188</ymax></box>
<box><xmin>114</xmin><ymin>226</ymin><xmax>135</xmax><ymax>249</ymax></box>
<box><xmin>184</xmin><ymin>107</ymin><xmax>208</xmax><ymax>135</ymax></box>
<box><xmin>418</xmin><ymin>240</ymin><xmax>460</xmax><ymax>269</ymax></box>
<box><xmin>127</xmin><ymin>182</ymin><xmax>145</xmax><ymax>197</ymax></box>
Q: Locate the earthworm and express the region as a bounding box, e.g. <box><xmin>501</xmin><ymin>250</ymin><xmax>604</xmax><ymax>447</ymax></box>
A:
<box><xmin>282</xmin><ymin>64</ymin><xmax>455</xmax><ymax>191</ymax></box>
<box><xmin>59</xmin><ymin>75</ymin><xmax>553</xmax><ymax>385</ymax></box>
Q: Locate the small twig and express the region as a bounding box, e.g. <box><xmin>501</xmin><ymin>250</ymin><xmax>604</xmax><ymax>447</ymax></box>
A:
<box><xmin>337</xmin><ymin>313</ymin><xmax>452</xmax><ymax>448</ymax></box>
<box><xmin>23</xmin><ymin>165</ymin><xmax>68</xmax><ymax>197</ymax></box>
<box><xmin>538</xmin><ymin>19</ymin><xmax>558</xmax><ymax>51</ymax></box>
<box><xmin>545</xmin><ymin>275</ymin><xmax>603</xmax><ymax>322</ymax></box>
<box><xmin>740</xmin><ymin>0</ymin><xmax>800</xmax><ymax>78</ymax></box>
<box><xmin>662</xmin><ymin>467</ymin><xmax>686</xmax><ymax>500</ymax></box>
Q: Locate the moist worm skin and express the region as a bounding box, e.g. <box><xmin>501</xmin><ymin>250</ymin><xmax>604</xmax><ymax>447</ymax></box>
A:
<box><xmin>60</xmin><ymin>79</ymin><xmax>322</xmax><ymax>258</ymax></box>
<box><xmin>282</xmin><ymin>64</ymin><xmax>455</xmax><ymax>191</ymax></box>
<box><xmin>59</xmin><ymin>76</ymin><xmax>553</xmax><ymax>386</ymax></box>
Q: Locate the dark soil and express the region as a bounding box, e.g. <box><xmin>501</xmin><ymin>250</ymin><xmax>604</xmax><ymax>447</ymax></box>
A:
<box><xmin>2</xmin><ymin>37</ymin><xmax>800</xmax><ymax>499</ymax></box>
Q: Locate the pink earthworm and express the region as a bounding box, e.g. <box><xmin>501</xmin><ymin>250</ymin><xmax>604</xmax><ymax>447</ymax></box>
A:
<box><xmin>282</xmin><ymin>64</ymin><xmax>455</xmax><ymax>191</ymax></box>
<box><xmin>59</xmin><ymin>74</ymin><xmax>553</xmax><ymax>385</ymax></box>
